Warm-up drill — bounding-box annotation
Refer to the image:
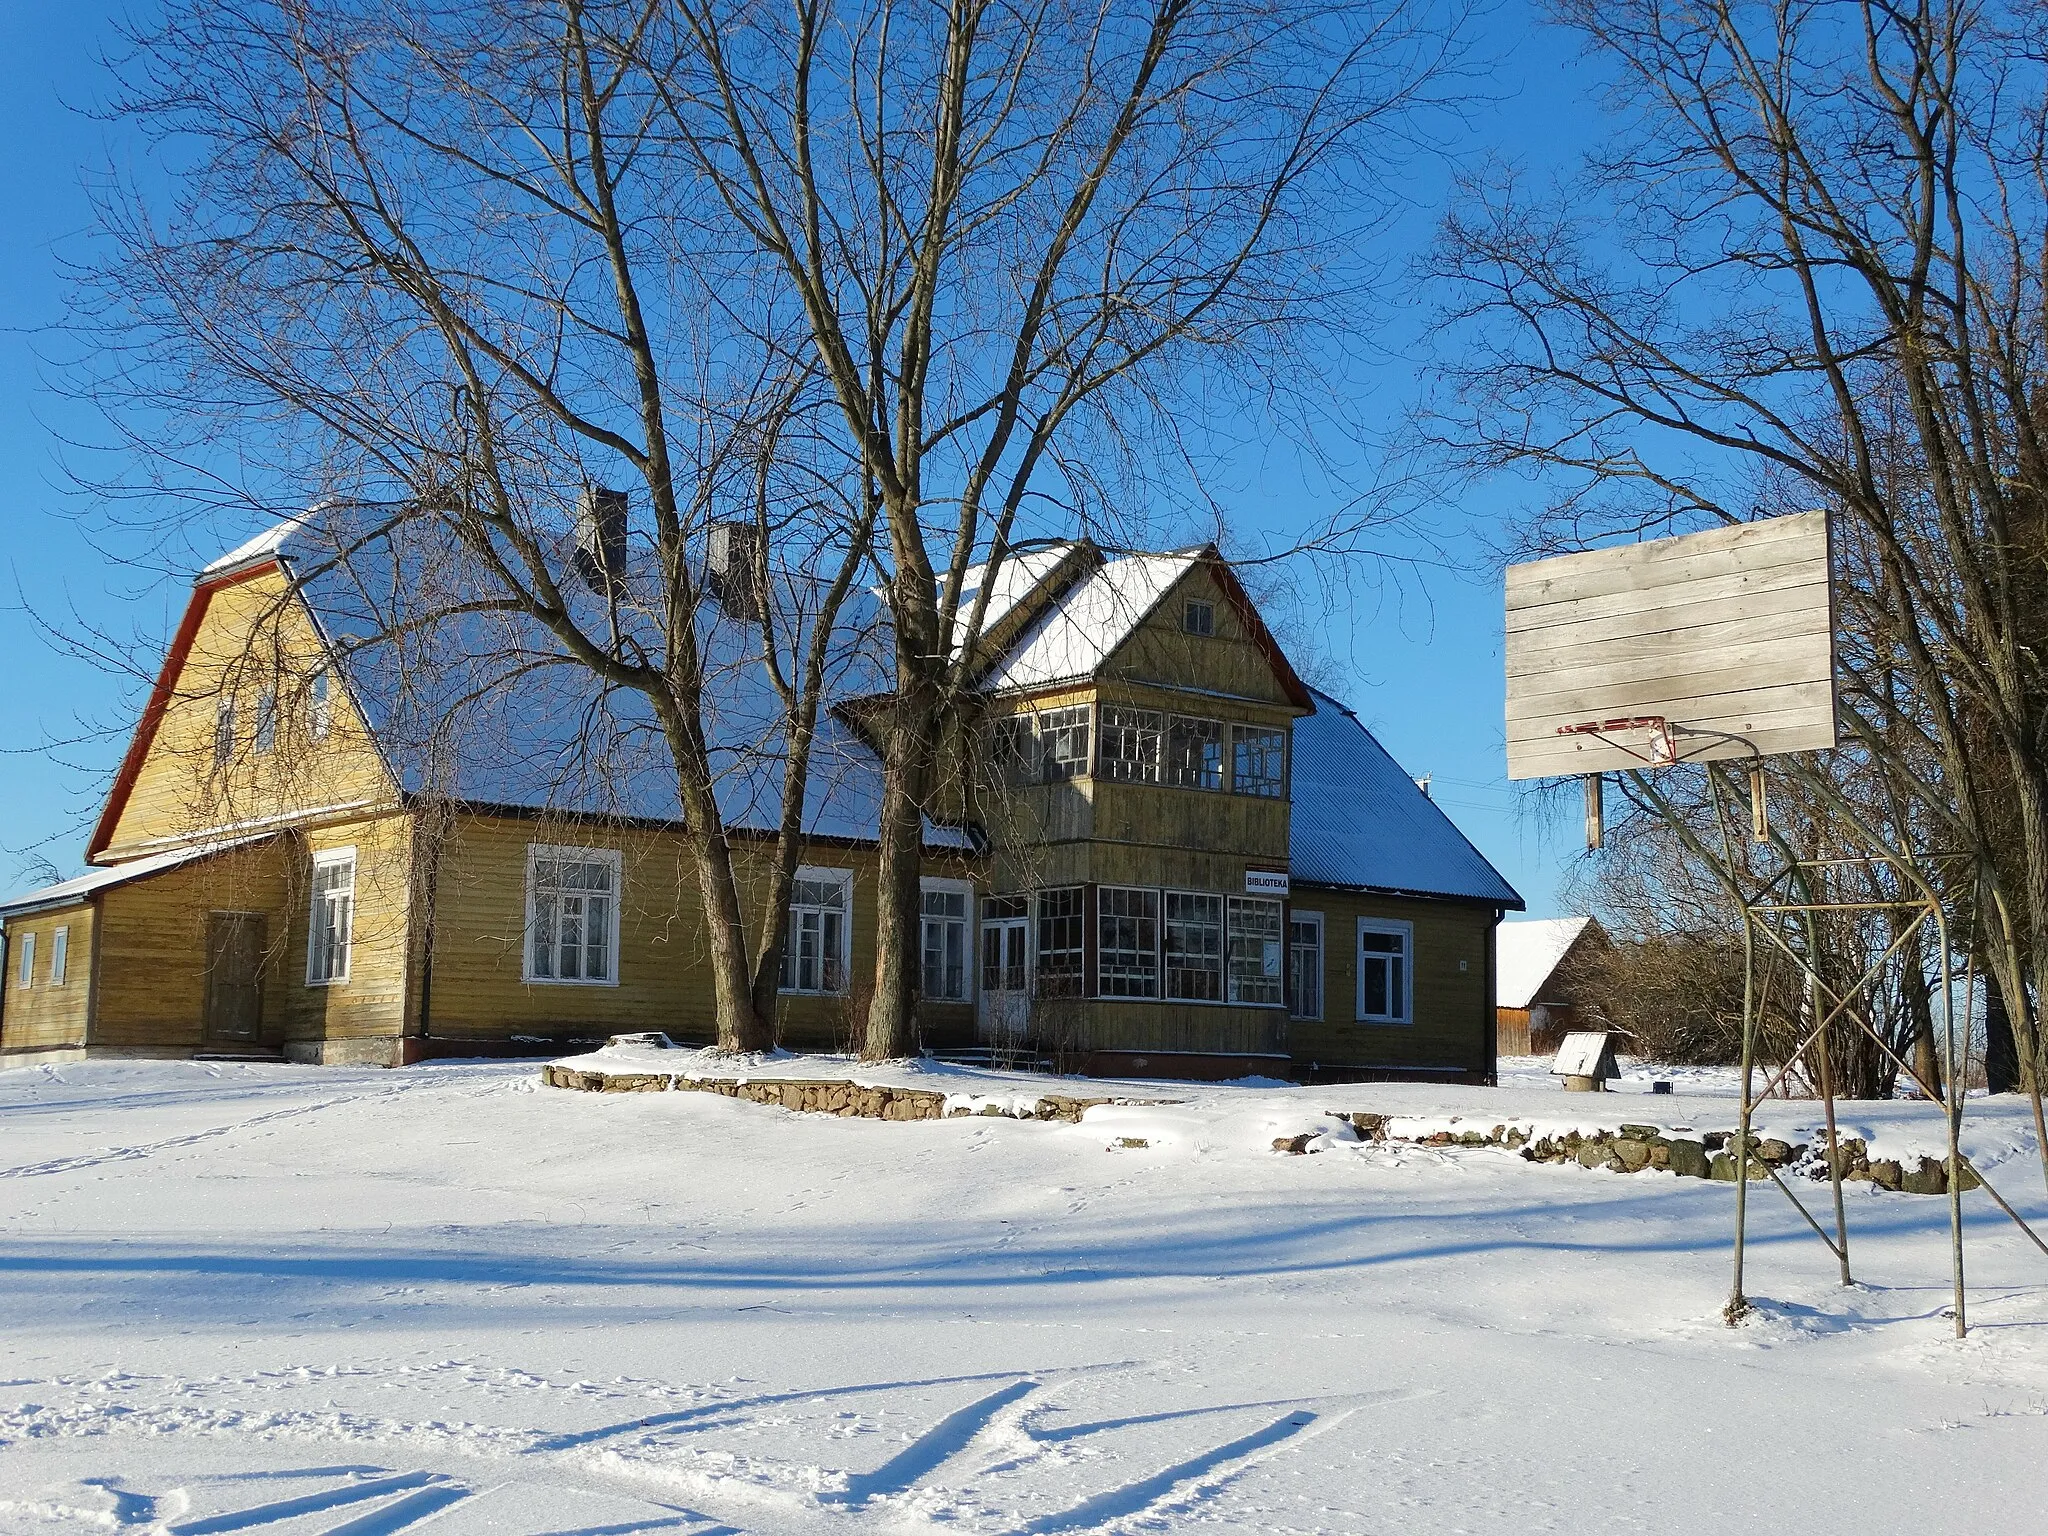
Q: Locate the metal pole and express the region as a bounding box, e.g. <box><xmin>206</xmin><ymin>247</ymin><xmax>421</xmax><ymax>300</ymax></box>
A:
<box><xmin>1814</xmin><ymin>979</ymin><xmax>1853</xmax><ymax>1286</ymax></box>
<box><xmin>1713</xmin><ymin>768</ymin><xmax>1757</xmax><ymax>1326</ymax></box>
<box><xmin>1936</xmin><ymin>907</ymin><xmax>1965</xmax><ymax>1339</ymax></box>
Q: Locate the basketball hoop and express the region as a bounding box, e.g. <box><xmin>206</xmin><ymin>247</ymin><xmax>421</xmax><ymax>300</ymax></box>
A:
<box><xmin>1556</xmin><ymin>715</ymin><xmax>1677</xmax><ymax>768</ymax></box>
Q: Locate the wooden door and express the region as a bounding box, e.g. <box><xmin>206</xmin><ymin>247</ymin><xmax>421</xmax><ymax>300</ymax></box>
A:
<box><xmin>978</xmin><ymin>916</ymin><xmax>1030</xmax><ymax>1044</ymax></box>
<box><xmin>204</xmin><ymin>912</ymin><xmax>266</xmax><ymax>1044</ymax></box>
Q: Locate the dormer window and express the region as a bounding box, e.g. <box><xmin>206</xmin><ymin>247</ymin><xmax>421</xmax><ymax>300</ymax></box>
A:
<box><xmin>1182</xmin><ymin>598</ymin><xmax>1215</xmax><ymax>637</ymax></box>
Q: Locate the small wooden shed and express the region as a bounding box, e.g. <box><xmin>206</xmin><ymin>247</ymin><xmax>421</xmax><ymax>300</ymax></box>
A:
<box><xmin>1495</xmin><ymin>916</ymin><xmax>1607</xmax><ymax>1056</ymax></box>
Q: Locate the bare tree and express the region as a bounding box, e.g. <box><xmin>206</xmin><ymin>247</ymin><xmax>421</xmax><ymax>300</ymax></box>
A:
<box><xmin>645</xmin><ymin>0</ymin><xmax>1464</xmax><ymax>1056</ymax></box>
<box><xmin>81</xmin><ymin>0</ymin><xmax>887</xmax><ymax>1051</ymax></box>
<box><xmin>1429</xmin><ymin>0</ymin><xmax>2048</xmax><ymax>1140</ymax></box>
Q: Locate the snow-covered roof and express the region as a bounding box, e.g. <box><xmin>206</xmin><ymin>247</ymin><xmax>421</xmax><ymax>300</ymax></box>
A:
<box><xmin>1496</xmin><ymin>917</ymin><xmax>1598</xmax><ymax>1009</ymax></box>
<box><xmin>201</xmin><ymin>514</ymin><xmax>310</xmax><ymax>578</ymax></box>
<box><xmin>977</xmin><ymin>551</ymin><xmax>1198</xmax><ymax>694</ymax></box>
<box><xmin>217</xmin><ymin>511</ymin><xmax>970</xmax><ymax>848</ymax></box>
<box><xmin>1551</xmin><ymin>1030</ymin><xmax>1618</xmax><ymax>1078</ymax></box>
<box><xmin>951</xmin><ymin>546</ymin><xmax>1079</xmax><ymax>659</ymax></box>
<box><xmin>1289</xmin><ymin>689</ymin><xmax>1523</xmax><ymax>909</ymax></box>
<box><xmin>0</xmin><ymin>836</ymin><xmax>273</xmax><ymax>921</ymax></box>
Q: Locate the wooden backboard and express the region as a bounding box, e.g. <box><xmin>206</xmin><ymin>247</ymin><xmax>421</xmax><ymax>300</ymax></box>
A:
<box><xmin>1505</xmin><ymin>511</ymin><xmax>1837</xmax><ymax>780</ymax></box>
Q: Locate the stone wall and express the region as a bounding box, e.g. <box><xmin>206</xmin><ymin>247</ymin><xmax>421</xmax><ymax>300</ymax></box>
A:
<box><xmin>1344</xmin><ymin>1115</ymin><xmax>1983</xmax><ymax>1197</ymax></box>
<box><xmin>540</xmin><ymin>1062</ymin><xmax>1136</xmax><ymax>1123</ymax></box>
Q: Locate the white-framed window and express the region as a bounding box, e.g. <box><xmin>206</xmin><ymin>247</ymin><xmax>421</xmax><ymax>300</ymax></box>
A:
<box><xmin>1289</xmin><ymin>912</ymin><xmax>1323</xmax><ymax>1020</ymax></box>
<box><xmin>1183</xmin><ymin>597</ymin><xmax>1215</xmax><ymax>636</ymax></box>
<box><xmin>1035</xmin><ymin>886</ymin><xmax>1086</xmax><ymax>997</ymax></box>
<box><xmin>49</xmin><ymin>925</ymin><xmax>68</xmax><ymax>988</ymax></box>
<box><xmin>1231</xmin><ymin>726</ymin><xmax>1285</xmax><ymax>798</ymax></box>
<box><xmin>920</xmin><ymin>880</ymin><xmax>972</xmax><ymax>1002</ymax></box>
<box><xmin>253</xmin><ymin>686</ymin><xmax>278</xmax><ymax>755</ymax></box>
<box><xmin>1164</xmin><ymin>890</ymin><xmax>1224</xmax><ymax>1001</ymax></box>
<box><xmin>525</xmin><ymin>844</ymin><xmax>622</xmax><ymax>985</ymax></box>
<box><xmin>1357</xmin><ymin>918</ymin><xmax>1413</xmax><ymax>1024</ymax></box>
<box><xmin>1097</xmin><ymin>886</ymin><xmax>1160</xmax><ymax>998</ymax></box>
<box><xmin>309</xmin><ymin>669</ymin><xmax>333</xmax><ymax>743</ymax></box>
<box><xmin>991</xmin><ymin>714</ymin><xmax>1036</xmax><ymax>784</ymax></box>
<box><xmin>16</xmin><ymin>930</ymin><xmax>35</xmax><ymax>989</ymax></box>
<box><xmin>1099</xmin><ymin>707</ymin><xmax>1162</xmax><ymax>784</ymax></box>
<box><xmin>306</xmin><ymin>848</ymin><xmax>356</xmax><ymax>985</ymax></box>
<box><xmin>782</xmin><ymin>866</ymin><xmax>852</xmax><ymax>994</ymax></box>
<box><xmin>1227</xmin><ymin>896</ymin><xmax>1284</xmax><ymax>1005</ymax></box>
<box><xmin>214</xmin><ymin>695</ymin><xmax>238</xmax><ymax>768</ymax></box>
<box><xmin>981</xmin><ymin>894</ymin><xmax>1029</xmax><ymax>995</ymax></box>
<box><xmin>1038</xmin><ymin>706</ymin><xmax>1092</xmax><ymax>782</ymax></box>
<box><xmin>1167</xmin><ymin>716</ymin><xmax>1224</xmax><ymax>790</ymax></box>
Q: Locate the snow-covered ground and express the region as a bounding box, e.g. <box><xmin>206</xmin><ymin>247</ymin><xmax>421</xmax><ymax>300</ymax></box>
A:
<box><xmin>2</xmin><ymin>1057</ymin><xmax>2044</xmax><ymax>1534</ymax></box>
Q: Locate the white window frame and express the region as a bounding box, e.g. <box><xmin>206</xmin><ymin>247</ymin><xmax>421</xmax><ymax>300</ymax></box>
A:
<box><xmin>49</xmin><ymin>925</ymin><xmax>68</xmax><ymax>988</ymax></box>
<box><xmin>309</xmin><ymin>669</ymin><xmax>333</xmax><ymax>743</ymax></box>
<box><xmin>523</xmin><ymin>843</ymin><xmax>624</xmax><ymax>987</ymax></box>
<box><xmin>1037</xmin><ymin>705</ymin><xmax>1092</xmax><ymax>782</ymax></box>
<box><xmin>1226</xmin><ymin>896</ymin><xmax>1285</xmax><ymax>1006</ymax></box>
<box><xmin>16</xmin><ymin>930</ymin><xmax>34</xmax><ymax>990</ymax></box>
<box><xmin>306</xmin><ymin>847</ymin><xmax>357</xmax><ymax>986</ymax></box>
<box><xmin>781</xmin><ymin>865</ymin><xmax>854</xmax><ymax>995</ymax></box>
<box><xmin>1096</xmin><ymin>885</ymin><xmax>1161</xmax><ymax>999</ymax></box>
<box><xmin>1098</xmin><ymin>706</ymin><xmax>1163</xmax><ymax>784</ymax></box>
<box><xmin>1183</xmin><ymin>597</ymin><xmax>1216</xmax><ymax>636</ymax></box>
<box><xmin>1231</xmin><ymin>725</ymin><xmax>1286</xmax><ymax>798</ymax></box>
<box><xmin>253</xmin><ymin>686</ymin><xmax>278</xmax><ymax>755</ymax></box>
<box><xmin>1289</xmin><ymin>911</ymin><xmax>1323</xmax><ymax>1021</ymax></box>
<box><xmin>1163</xmin><ymin>889</ymin><xmax>1225</xmax><ymax>1002</ymax></box>
<box><xmin>919</xmin><ymin>877</ymin><xmax>974</xmax><ymax>1003</ymax></box>
<box><xmin>1356</xmin><ymin>917</ymin><xmax>1414</xmax><ymax>1025</ymax></box>
<box><xmin>214</xmin><ymin>695</ymin><xmax>238</xmax><ymax>769</ymax></box>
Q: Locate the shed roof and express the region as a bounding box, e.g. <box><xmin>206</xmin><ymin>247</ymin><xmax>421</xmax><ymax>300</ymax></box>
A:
<box><xmin>1288</xmin><ymin>688</ymin><xmax>1523</xmax><ymax>908</ymax></box>
<box><xmin>1</xmin><ymin>836</ymin><xmax>272</xmax><ymax>921</ymax></box>
<box><xmin>1495</xmin><ymin>916</ymin><xmax>1598</xmax><ymax>1009</ymax></box>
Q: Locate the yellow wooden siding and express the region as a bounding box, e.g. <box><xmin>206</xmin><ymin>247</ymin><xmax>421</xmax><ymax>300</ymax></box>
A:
<box><xmin>1103</xmin><ymin>565</ymin><xmax>1299</xmax><ymax>707</ymax></box>
<box><xmin>1284</xmin><ymin>890</ymin><xmax>1495</xmax><ymax>1075</ymax></box>
<box><xmin>419</xmin><ymin>814</ymin><xmax>975</xmax><ymax>1050</ymax></box>
<box><xmin>0</xmin><ymin>906</ymin><xmax>94</xmax><ymax>1053</ymax></box>
<box><xmin>101</xmin><ymin>569</ymin><xmax>398</xmax><ymax>862</ymax></box>
<box><xmin>91</xmin><ymin>839</ymin><xmax>295</xmax><ymax>1049</ymax></box>
<box><xmin>286</xmin><ymin>816</ymin><xmax>415</xmax><ymax>1045</ymax></box>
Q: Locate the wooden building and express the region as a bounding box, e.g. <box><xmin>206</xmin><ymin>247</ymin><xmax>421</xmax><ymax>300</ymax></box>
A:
<box><xmin>0</xmin><ymin>516</ymin><xmax>1521</xmax><ymax>1080</ymax></box>
<box><xmin>1494</xmin><ymin>916</ymin><xmax>1608</xmax><ymax>1057</ymax></box>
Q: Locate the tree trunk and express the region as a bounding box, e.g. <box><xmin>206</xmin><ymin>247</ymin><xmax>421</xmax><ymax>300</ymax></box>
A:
<box><xmin>1985</xmin><ymin>964</ymin><xmax>2019</xmax><ymax>1094</ymax></box>
<box><xmin>864</xmin><ymin>682</ymin><xmax>939</xmax><ymax>1060</ymax></box>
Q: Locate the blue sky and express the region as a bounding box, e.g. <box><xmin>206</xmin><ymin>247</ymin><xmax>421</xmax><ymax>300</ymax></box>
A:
<box><xmin>0</xmin><ymin>1</ymin><xmax>1600</xmax><ymax>912</ymax></box>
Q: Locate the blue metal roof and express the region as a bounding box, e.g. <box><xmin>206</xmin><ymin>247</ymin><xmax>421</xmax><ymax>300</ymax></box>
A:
<box><xmin>1289</xmin><ymin>687</ymin><xmax>1524</xmax><ymax>909</ymax></box>
<box><xmin>270</xmin><ymin>511</ymin><xmax>968</xmax><ymax>847</ymax></box>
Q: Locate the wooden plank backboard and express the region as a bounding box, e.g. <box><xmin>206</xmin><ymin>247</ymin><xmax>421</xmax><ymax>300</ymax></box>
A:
<box><xmin>1505</xmin><ymin>512</ymin><xmax>1836</xmax><ymax>780</ymax></box>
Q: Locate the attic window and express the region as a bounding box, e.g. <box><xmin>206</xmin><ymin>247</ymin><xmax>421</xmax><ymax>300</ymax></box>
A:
<box><xmin>1182</xmin><ymin>598</ymin><xmax>1215</xmax><ymax>636</ymax></box>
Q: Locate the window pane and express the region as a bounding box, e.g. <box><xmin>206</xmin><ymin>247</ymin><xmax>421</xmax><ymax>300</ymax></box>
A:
<box><xmin>1231</xmin><ymin>727</ymin><xmax>1285</xmax><ymax>798</ymax></box>
<box><xmin>1097</xmin><ymin>886</ymin><xmax>1159</xmax><ymax>998</ymax></box>
<box><xmin>1099</xmin><ymin>708</ymin><xmax>1162</xmax><ymax>784</ymax></box>
<box><xmin>1167</xmin><ymin>717</ymin><xmax>1224</xmax><ymax>790</ymax></box>
<box><xmin>1227</xmin><ymin>897</ymin><xmax>1284</xmax><ymax>1005</ymax></box>
<box><xmin>1289</xmin><ymin>918</ymin><xmax>1321</xmax><ymax>1019</ymax></box>
<box><xmin>1035</xmin><ymin>886</ymin><xmax>1085</xmax><ymax>996</ymax></box>
<box><xmin>1359</xmin><ymin>926</ymin><xmax>1408</xmax><ymax>1020</ymax></box>
<box><xmin>1038</xmin><ymin>707</ymin><xmax>1091</xmax><ymax>782</ymax></box>
<box><xmin>1163</xmin><ymin>891</ymin><xmax>1223</xmax><ymax>1001</ymax></box>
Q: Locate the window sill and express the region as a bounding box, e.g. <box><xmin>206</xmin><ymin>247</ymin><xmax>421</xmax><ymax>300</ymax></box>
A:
<box><xmin>522</xmin><ymin>975</ymin><xmax>621</xmax><ymax>988</ymax></box>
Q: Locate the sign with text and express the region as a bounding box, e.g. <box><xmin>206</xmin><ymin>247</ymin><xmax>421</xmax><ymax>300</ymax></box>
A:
<box><xmin>1245</xmin><ymin>869</ymin><xmax>1290</xmax><ymax>898</ymax></box>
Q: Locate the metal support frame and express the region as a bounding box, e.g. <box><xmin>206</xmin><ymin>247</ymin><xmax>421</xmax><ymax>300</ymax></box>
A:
<box><xmin>1628</xmin><ymin>766</ymin><xmax>2048</xmax><ymax>1340</ymax></box>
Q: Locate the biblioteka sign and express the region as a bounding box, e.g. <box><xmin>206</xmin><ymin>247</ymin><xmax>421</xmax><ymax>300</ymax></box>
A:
<box><xmin>1244</xmin><ymin>870</ymin><xmax>1289</xmax><ymax>897</ymax></box>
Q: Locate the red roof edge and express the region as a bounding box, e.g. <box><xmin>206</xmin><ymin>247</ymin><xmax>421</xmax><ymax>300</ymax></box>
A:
<box><xmin>1198</xmin><ymin>548</ymin><xmax>1316</xmax><ymax>713</ymax></box>
<box><xmin>85</xmin><ymin>561</ymin><xmax>281</xmax><ymax>865</ymax></box>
